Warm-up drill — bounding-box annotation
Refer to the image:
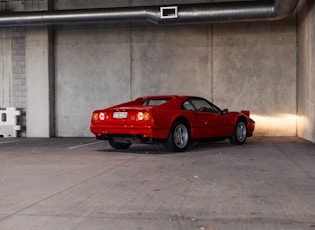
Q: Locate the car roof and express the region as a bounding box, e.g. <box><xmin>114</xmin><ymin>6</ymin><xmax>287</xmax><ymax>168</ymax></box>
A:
<box><xmin>138</xmin><ymin>95</ymin><xmax>194</xmax><ymax>100</ymax></box>
<box><xmin>139</xmin><ymin>95</ymin><xmax>179</xmax><ymax>100</ymax></box>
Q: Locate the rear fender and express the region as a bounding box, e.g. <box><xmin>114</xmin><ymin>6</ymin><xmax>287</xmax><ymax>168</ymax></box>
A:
<box><xmin>168</xmin><ymin>115</ymin><xmax>191</xmax><ymax>136</ymax></box>
<box><xmin>151</xmin><ymin>111</ymin><xmax>191</xmax><ymax>139</ymax></box>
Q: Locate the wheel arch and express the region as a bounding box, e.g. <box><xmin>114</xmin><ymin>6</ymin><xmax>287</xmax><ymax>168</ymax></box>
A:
<box><xmin>169</xmin><ymin>116</ymin><xmax>191</xmax><ymax>136</ymax></box>
<box><xmin>238</xmin><ymin>115</ymin><xmax>247</xmax><ymax>124</ymax></box>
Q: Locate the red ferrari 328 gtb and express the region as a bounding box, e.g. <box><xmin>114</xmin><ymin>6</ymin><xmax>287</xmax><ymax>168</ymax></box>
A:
<box><xmin>90</xmin><ymin>95</ymin><xmax>255</xmax><ymax>152</ymax></box>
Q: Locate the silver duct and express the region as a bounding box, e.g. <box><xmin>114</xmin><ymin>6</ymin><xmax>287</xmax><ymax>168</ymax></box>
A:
<box><xmin>0</xmin><ymin>0</ymin><xmax>299</xmax><ymax>27</ymax></box>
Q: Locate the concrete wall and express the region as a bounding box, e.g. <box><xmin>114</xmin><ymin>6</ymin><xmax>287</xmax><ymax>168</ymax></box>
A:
<box><xmin>55</xmin><ymin>25</ymin><xmax>131</xmax><ymax>136</ymax></box>
<box><xmin>1</xmin><ymin>0</ymin><xmax>312</xmax><ymax>140</ymax></box>
<box><xmin>213</xmin><ymin>20</ymin><xmax>297</xmax><ymax>136</ymax></box>
<box><xmin>55</xmin><ymin>19</ymin><xmax>297</xmax><ymax>137</ymax></box>
<box><xmin>297</xmin><ymin>0</ymin><xmax>315</xmax><ymax>143</ymax></box>
<box><xmin>55</xmin><ymin>24</ymin><xmax>216</xmax><ymax>136</ymax></box>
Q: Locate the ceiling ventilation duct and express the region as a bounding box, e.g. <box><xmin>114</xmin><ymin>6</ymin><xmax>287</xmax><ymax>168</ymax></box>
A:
<box><xmin>0</xmin><ymin>0</ymin><xmax>299</xmax><ymax>27</ymax></box>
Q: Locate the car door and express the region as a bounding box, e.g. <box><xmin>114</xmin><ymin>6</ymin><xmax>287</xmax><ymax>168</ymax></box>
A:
<box><xmin>204</xmin><ymin>111</ymin><xmax>234</xmax><ymax>138</ymax></box>
<box><xmin>188</xmin><ymin>98</ymin><xmax>233</xmax><ymax>138</ymax></box>
<box><xmin>182</xmin><ymin>99</ymin><xmax>209</xmax><ymax>138</ymax></box>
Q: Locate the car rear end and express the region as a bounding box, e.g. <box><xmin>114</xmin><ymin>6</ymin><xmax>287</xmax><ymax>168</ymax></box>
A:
<box><xmin>90</xmin><ymin>106</ymin><xmax>162</xmax><ymax>143</ymax></box>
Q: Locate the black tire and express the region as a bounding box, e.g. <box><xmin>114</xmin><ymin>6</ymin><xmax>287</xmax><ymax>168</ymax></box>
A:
<box><xmin>229</xmin><ymin>120</ymin><xmax>247</xmax><ymax>145</ymax></box>
<box><xmin>108</xmin><ymin>138</ymin><xmax>132</xmax><ymax>149</ymax></box>
<box><xmin>167</xmin><ymin>121</ymin><xmax>190</xmax><ymax>152</ymax></box>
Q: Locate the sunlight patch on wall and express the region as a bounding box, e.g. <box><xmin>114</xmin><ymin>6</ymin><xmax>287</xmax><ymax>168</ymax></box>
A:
<box><xmin>251</xmin><ymin>113</ymin><xmax>297</xmax><ymax>136</ymax></box>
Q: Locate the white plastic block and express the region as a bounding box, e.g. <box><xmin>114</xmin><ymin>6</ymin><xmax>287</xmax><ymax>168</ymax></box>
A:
<box><xmin>0</xmin><ymin>107</ymin><xmax>21</xmax><ymax>138</ymax></box>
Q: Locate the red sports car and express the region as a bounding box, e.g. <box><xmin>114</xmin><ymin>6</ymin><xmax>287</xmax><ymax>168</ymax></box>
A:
<box><xmin>90</xmin><ymin>95</ymin><xmax>255</xmax><ymax>152</ymax></box>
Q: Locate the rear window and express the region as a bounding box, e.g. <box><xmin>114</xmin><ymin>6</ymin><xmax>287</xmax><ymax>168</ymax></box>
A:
<box><xmin>142</xmin><ymin>98</ymin><xmax>171</xmax><ymax>106</ymax></box>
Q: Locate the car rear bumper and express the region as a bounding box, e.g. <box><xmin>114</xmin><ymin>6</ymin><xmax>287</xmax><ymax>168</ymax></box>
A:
<box><xmin>90</xmin><ymin>124</ymin><xmax>169</xmax><ymax>140</ymax></box>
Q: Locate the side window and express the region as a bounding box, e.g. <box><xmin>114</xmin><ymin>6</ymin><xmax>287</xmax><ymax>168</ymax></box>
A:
<box><xmin>193</xmin><ymin>100</ymin><xmax>208</xmax><ymax>111</ymax></box>
<box><xmin>190</xmin><ymin>98</ymin><xmax>220</xmax><ymax>113</ymax></box>
<box><xmin>211</xmin><ymin>104</ymin><xmax>222</xmax><ymax>114</ymax></box>
<box><xmin>182</xmin><ymin>100</ymin><xmax>195</xmax><ymax>110</ymax></box>
<box><xmin>182</xmin><ymin>98</ymin><xmax>222</xmax><ymax>114</ymax></box>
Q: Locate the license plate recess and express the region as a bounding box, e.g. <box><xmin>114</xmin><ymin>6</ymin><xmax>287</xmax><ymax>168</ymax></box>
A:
<box><xmin>113</xmin><ymin>111</ymin><xmax>128</xmax><ymax>119</ymax></box>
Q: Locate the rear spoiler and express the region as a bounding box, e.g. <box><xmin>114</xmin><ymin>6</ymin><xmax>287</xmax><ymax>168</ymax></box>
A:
<box><xmin>241</xmin><ymin>110</ymin><xmax>250</xmax><ymax>117</ymax></box>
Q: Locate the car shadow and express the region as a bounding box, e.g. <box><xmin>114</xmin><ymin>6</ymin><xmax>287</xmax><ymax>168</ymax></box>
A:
<box><xmin>96</xmin><ymin>140</ymin><xmax>234</xmax><ymax>155</ymax></box>
<box><xmin>96</xmin><ymin>145</ymin><xmax>169</xmax><ymax>154</ymax></box>
<box><xmin>190</xmin><ymin>140</ymin><xmax>232</xmax><ymax>150</ymax></box>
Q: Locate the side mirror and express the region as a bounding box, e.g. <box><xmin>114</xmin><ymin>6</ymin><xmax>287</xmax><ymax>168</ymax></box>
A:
<box><xmin>222</xmin><ymin>109</ymin><xmax>228</xmax><ymax>114</ymax></box>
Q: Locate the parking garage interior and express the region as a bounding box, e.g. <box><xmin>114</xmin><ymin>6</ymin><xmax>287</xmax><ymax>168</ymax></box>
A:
<box><xmin>0</xmin><ymin>0</ymin><xmax>315</xmax><ymax>229</ymax></box>
<box><xmin>0</xmin><ymin>0</ymin><xmax>313</xmax><ymax>142</ymax></box>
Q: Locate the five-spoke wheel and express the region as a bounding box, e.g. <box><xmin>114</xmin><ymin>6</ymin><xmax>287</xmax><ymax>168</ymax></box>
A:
<box><xmin>167</xmin><ymin>121</ymin><xmax>190</xmax><ymax>152</ymax></box>
<box><xmin>229</xmin><ymin>120</ymin><xmax>247</xmax><ymax>145</ymax></box>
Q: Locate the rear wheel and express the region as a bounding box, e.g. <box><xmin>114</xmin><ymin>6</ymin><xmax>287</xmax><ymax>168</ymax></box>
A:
<box><xmin>108</xmin><ymin>138</ymin><xmax>132</xmax><ymax>149</ymax></box>
<box><xmin>229</xmin><ymin>120</ymin><xmax>247</xmax><ymax>145</ymax></box>
<box><xmin>167</xmin><ymin>121</ymin><xmax>190</xmax><ymax>152</ymax></box>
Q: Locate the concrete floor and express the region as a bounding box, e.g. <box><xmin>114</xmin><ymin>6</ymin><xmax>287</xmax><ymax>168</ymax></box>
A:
<box><xmin>0</xmin><ymin>137</ymin><xmax>314</xmax><ymax>230</ymax></box>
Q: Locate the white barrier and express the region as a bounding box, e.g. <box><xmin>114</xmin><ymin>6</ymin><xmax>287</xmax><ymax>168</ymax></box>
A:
<box><xmin>0</xmin><ymin>107</ymin><xmax>21</xmax><ymax>138</ymax></box>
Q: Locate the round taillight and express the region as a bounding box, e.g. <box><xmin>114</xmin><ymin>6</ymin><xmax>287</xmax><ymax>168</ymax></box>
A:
<box><xmin>99</xmin><ymin>112</ymin><xmax>105</xmax><ymax>120</ymax></box>
<box><xmin>92</xmin><ymin>113</ymin><xmax>99</xmax><ymax>121</ymax></box>
<box><xmin>143</xmin><ymin>112</ymin><xmax>150</xmax><ymax>120</ymax></box>
<box><xmin>137</xmin><ymin>112</ymin><xmax>144</xmax><ymax>120</ymax></box>
<box><xmin>137</xmin><ymin>112</ymin><xmax>150</xmax><ymax>121</ymax></box>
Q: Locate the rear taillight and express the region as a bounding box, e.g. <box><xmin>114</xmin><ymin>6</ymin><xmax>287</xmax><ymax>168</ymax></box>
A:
<box><xmin>92</xmin><ymin>112</ymin><xmax>99</xmax><ymax>121</ymax></box>
<box><xmin>99</xmin><ymin>112</ymin><xmax>105</xmax><ymax>120</ymax></box>
<box><xmin>92</xmin><ymin>112</ymin><xmax>105</xmax><ymax>121</ymax></box>
<box><xmin>137</xmin><ymin>112</ymin><xmax>151</xmax><ymax>121</ymax></box>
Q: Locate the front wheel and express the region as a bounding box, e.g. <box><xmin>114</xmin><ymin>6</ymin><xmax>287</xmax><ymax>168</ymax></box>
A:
<box><xmin>108</xmin><ymin>138</ymin><xmax>132</xmax><ymax>149</ymax></box>
<box><xmin>167</xmin><ymin>121</ymin><xmax>190</xmax><ymax>152</ymax></box>
<box><xmin>229</xmin><ymin>120</ymin><xmax>247</xmax><ymax>145</ymax></box>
